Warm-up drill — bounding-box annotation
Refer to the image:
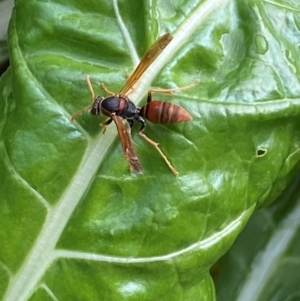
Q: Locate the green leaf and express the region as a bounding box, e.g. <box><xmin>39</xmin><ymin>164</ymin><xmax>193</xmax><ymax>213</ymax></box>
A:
<box><xmin>215</xmin><ymin>172</ymin><xmax>300</xmax><ymax>301</ymax></box>
<box><xmin>0</xmin><ymin>0</ymin><xmax>300</xmax><ymax>300</ymax></box>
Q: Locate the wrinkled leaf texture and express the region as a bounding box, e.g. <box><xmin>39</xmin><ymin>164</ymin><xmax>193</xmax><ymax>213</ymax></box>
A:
<box><xmin>0</xmin><ymin>0</ymin><xmax>300</xmax><ymax>300</ymax></box>
<box><xmin>216</xmin><ymin>172</ymin><xmax>300</xmax><ymax>301</ymax></box>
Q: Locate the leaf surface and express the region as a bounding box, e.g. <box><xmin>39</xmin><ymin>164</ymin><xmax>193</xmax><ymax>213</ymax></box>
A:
<box><xmin>0</xmin><ymin>0</ymin><xmax>300</xmax><ymax>300</ymax></box>
<box><xmin>215</xmin><ymin>172</ymin><xmax>300</xmax><ymax>301</ymax></box>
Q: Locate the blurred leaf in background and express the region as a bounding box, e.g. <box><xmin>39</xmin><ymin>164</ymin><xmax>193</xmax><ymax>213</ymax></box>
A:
<box><xmin>215</xmin><ymin>171</ymin><xmax>300</xmax><ymax>301</ymax></box>
<box><xmin>0</xmin><ymin>0</ymin><xmax>14</xmax><ymax>73</ymax></box>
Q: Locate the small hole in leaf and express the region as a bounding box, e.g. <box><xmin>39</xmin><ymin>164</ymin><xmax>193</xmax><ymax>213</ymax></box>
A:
<box><xmin>256</xmin><ymin>149</ymin><xmax>267</xmax><ymax>157</ymax></box>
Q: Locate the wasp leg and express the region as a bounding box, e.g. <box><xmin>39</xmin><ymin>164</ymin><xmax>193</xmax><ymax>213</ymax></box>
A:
<box><xmin>101</xmin><ymin>118</ymin><xmax>113</xmax><ymax>134</ymax></box>
<box><xmin>136</xmin><ymin>113</ymin><xmax>178</xmax><ymax>175</ymax></box>
<box><xmin>127</xmin><ymin>119</ymin><xmax>135</xmax><ymax>130</ymax></box>
<box><xmin>127</xmin><ymin>119</ymin><xmax>134</xmax><ymax>129</ymax></box>
<box><xmin>138</xmin><ymin>131</ymin><xmax>179</xmax><ymax>176</ymax></box>
<box><xmin>147</xmin><ymin>80</ymin><xmax>200</xmax><ymax>102</ymax></box>
<box><xmin>71</xmin><ymin>104</ymin><xmax>93</xmax><ymax>122</ymax></box>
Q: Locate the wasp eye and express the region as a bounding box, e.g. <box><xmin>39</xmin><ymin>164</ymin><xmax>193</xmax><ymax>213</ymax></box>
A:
<box><xmin>90</xmin><ymin>107</ymin><xmax>98</xmax><ymax>115</ymax></box>
<box><xmin>90</xmin><ymin>97</ymin><xmax>104</xmax><ymax>115</ymax></box>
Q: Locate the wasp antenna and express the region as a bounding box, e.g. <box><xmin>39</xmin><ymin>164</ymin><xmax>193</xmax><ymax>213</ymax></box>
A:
<box><xmin>101</xmin><ymin>83</ymin><xmax>115</xmax><ymax>96</ymax></box>
<box><xmin>71</xmin><ymin>104</ymin><xmax>93</xmax><ymax>122</ymax></box>
<box><xmin>86</xmin><ymin>75</ymin><xmax>95</xmax><ymax>101</ymax></box>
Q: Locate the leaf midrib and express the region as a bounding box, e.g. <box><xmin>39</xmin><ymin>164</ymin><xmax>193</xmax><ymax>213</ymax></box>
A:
<box><xmin>4</xmin><ymin>0</ymin><xmax>231</xmax><ymax>300</ymax></box>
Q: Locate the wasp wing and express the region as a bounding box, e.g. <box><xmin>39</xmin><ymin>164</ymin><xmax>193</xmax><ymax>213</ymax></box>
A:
<box><xmin>119</xmin><ymin>33</ymin><xmax>173</xmax><ymax>95</ymax></box>
<box><xmin>111</xmin><ymin>113</ymin><xmax>143</xmax><ymax>173</ymax></box>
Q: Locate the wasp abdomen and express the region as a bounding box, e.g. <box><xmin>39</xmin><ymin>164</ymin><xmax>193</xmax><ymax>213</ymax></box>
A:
<box><xmin>140</xmin><ymin>100</ymin><xmax>192</xmax><ymax>124</ymax></box>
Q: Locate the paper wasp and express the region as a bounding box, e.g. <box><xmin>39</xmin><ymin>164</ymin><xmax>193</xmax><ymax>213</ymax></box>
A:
<box><xmin>72</xmin><ymin>33</ymin><xmax>196</xmax><ymax>175</ymax></box>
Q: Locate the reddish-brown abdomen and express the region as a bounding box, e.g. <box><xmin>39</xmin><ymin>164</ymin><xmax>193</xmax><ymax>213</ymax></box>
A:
<box><xmin>140</xmin><ymin>100</ymin><xmax>192</xmax><ymax>124</ymax></box>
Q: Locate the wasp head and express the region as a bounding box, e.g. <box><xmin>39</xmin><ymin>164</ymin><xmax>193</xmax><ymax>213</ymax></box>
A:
<box><xmin>90</xmin><ymin>96</ymin><xmax>105</xmax><ymax>116</ymax></box>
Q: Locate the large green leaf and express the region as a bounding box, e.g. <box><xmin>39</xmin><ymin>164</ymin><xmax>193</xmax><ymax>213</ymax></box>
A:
<box><xmin>0</xmin><ymin>0</ymin><xmax>300</xmax><ymax>300</ymax></box>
